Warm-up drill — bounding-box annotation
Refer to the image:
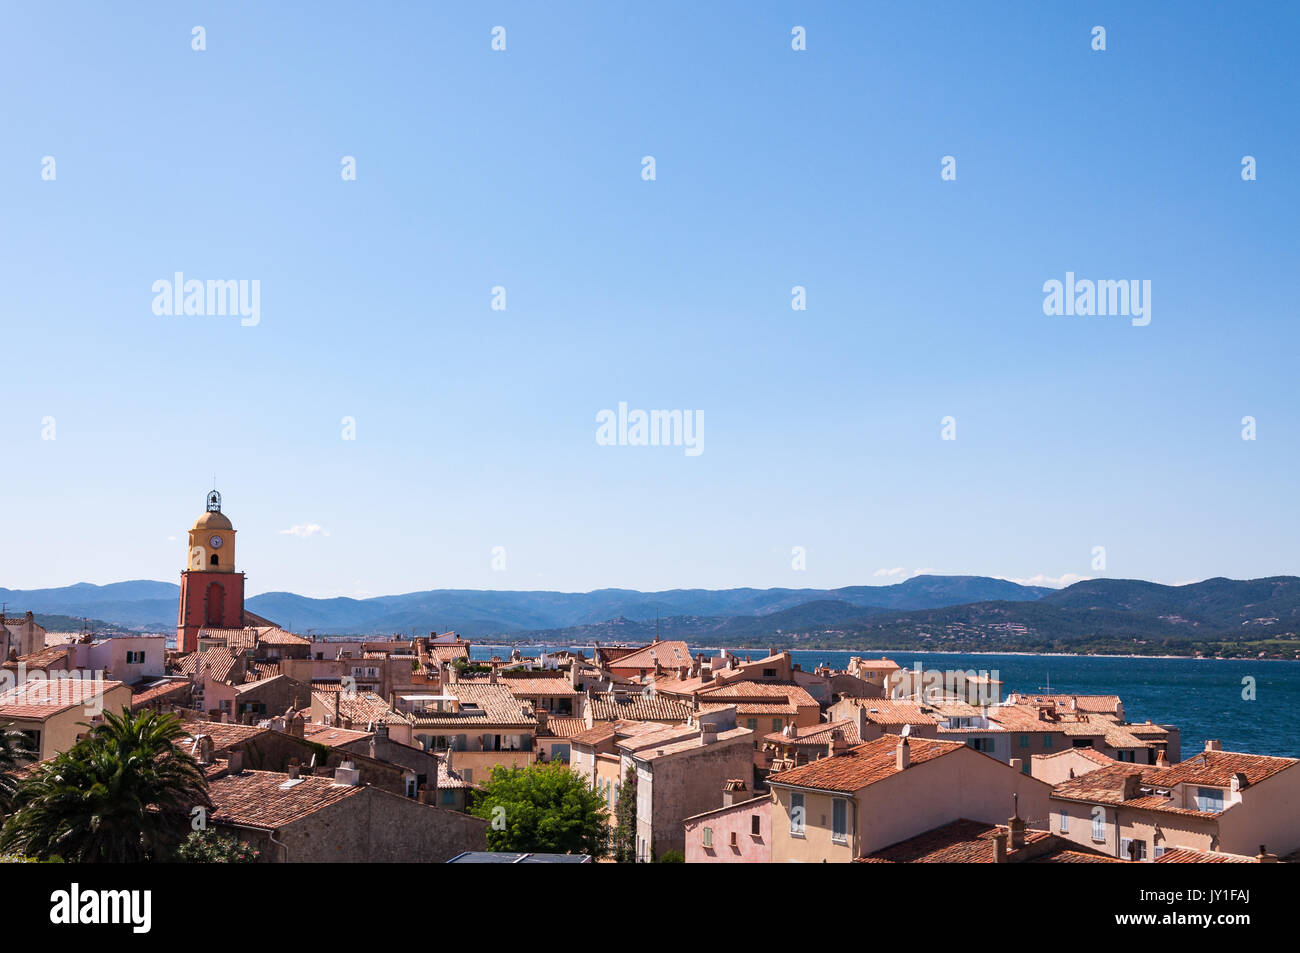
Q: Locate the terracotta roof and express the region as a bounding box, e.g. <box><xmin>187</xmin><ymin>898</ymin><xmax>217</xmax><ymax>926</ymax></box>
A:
<box><xmin>1</xmin><ymin>646</ymin><xmax>69</xmax><ymax>671</ymax></box>
<box><xmin>175</xmin><ymin>646</ymin><xmax>242</xmax><ymax>683</ymax></box>
<box><xmin>206</xmin><ymin>769</ymin><xmax>365</xmax><ymax>829</ymax></box>
<box><xmin>539</xmin><ymin>715</ymin><xmax>589</xmax><ymax>739</ymax></box>
<box><xmin>1154</xmin><ymin>847</ymin><xmax>1257</xmax><ymax>864</ymax></box>
<box><xmin>763</xmin><ymin>719</ymin><xmax>861</xmax><ymax>747</ymax></box>
<box><xmin>1056</xmin><ymin>720</ymin><xmax>1152</xmax><ymax>750</ymax></box>
<box><xmin>301</xmin><ymin>723</ymin><xmax>374</xmax><ymax>747</ymax></box>
<box><xmin>129</xmin><ymin>678</ymin><xmax>193</xmax><ymax>709</ymax></box>
<box><xmin>179</xmin><ymin>721</ymin><xmax>271</xmax><ymax>753</ymax></box>
<box><xmin>196</xmin><ymin>627</ymin><xmax>260</xmax><ymax>652</ymax></box>
<box><xmin>256</xmin><ymin>628</ymin><xmax>311</xmax><ymax>646</ymax></box>
<box><xmin>620</xmin><ymin>725</ymin><xmax>752</xmax><ymax>761</ymax></box>
<box><xmin>1050</xmin><ymin>763</ymin><xmax>1222</xmax><ymax>818</ymax></box>
<box><xmin>705</xmin><ymin>701</ymin><xmax>797</xmax><ymax>716</ymax></box>
<box><xmin>249</xmin><ymin>661</ymin><xmax>282</xmax><ymax>680</ymax></box>
<box><xmin>408</xmin><ymin>683</ymin><xmax>537</xmax><ymax>729</ymax></box>
<box><xmin>1025</xmin><ymin>849</ymin><xmax>1124</xmax><ymax>864</ymax></box>
<box><xmin>427</xmin><ymin>644</ymin><xmax>471</xmax><ymax>662</ymax></box>
<box><xmin>698</xmin><ymin>681</ymin><xmax>820</xmax><ymax>709</ymax></box>
<box><xmin>606</xmin><ymin>641</ymin><xmax>692</xmax><ymax>671</ymax></box>
<box><xmin>315</xmin><ymin>690</ymin><xmax>411</xmax><ymax>727</ymax></box>
<box><xmin>497</xmin><ymin>675</ymin><xmax>581</xmax><ymax>697</ymax></box>
<box><xmin>1034</xmin><ymin>747</ymin><xmax>1118</xmax><ymax>767</ymax></box>
<box><xmin>1145</xmin><ymin>749</ymin><xmax>1298</xmax><ymax>789</ymax></box>
<box><xmin>0</xmin><ymin>678</ymin><xmax>125</xmax><ymax>720</ymax></box>
<box><xmin>769</xmin><ymin>736</ymin><xmax>965</xmax><ymax>793</ymax></box>
<box><xmin>569</xmin><ymin>723</ymin><xmax>618</xmax><ymax>747</ymax></box>
<box><xmin>1009</xmin><ymin>694</ymin><xmax>1122</xmax><ymax>714</ymax></box>
<box><xmin>438</xmin><ymin>761</ymin><xmax>476</xmax><ymax>790</ymax></box>
<box><xmin>859</xmin><ymin>819</ymin><xmax>1057</xmax><ymax>863</ymax></box>
<box><xmin>585</xmin><ymin>693</ymin><xmax>692</xmax><ymax>722</ymax></box>
<box><xmin>846</xmin><ymin>699</ymin><xmax>940</xmax><ymax>727</ymax></box>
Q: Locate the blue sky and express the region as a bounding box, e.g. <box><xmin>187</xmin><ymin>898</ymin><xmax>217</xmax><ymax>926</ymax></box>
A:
<box><xmin>1</xmin><ymin>2</ymin><xmax>1297</xmax><ymax>599</ymax></box>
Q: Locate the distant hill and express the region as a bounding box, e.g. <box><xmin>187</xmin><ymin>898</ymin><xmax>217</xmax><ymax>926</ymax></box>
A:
<box><xmin>8</xmin><ymin>575</ymin><xmax>1298</xmax><ymax>657</ymax></box>
<box><xmin>507</xmin><ymin>577</ymin><xmax>1299</xmax><ymax>658</ymax></box>
<box><xmin>0</xmin><ymin>575</ymin><xmax>1050</xmax><ymax>636</ymax></box>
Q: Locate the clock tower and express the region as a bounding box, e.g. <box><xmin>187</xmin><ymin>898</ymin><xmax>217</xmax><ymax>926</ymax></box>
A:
<box><xmin>176</xmin><ymin>490</ymin><xmax>246</xmax><ymax>653</ymax></box>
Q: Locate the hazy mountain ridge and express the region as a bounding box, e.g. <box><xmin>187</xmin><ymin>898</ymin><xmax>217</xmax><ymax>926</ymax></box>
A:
<box><xmin>0</xmin><ymin>575</ymin><xmax>1049</xmax><ymax>635</ymax></box>
<box><xmin>8</xmin><ymin>576</ymin><xmax>1300</xmax><ymax>657</ymax></box>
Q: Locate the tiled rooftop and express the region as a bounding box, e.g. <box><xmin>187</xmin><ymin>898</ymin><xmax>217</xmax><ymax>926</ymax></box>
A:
<box><xmin>206</xmin><ymin>769</ymin><xmax>365</xmax><ymax>830</ymax></box>
<box><xmin>769</xmin><ymin>736</ymin><xmax>965</xmax><ymax>793</ymax></box>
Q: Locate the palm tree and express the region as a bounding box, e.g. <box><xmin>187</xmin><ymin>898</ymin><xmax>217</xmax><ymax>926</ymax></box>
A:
<box><xmin>0</xmin><ymin>723</ymin><xmax>36</xmax><ymax>816</ymax></box>
<box><xmin>0</xmin><ymin>708</ymin><xmax>209</xmax><ymax>862</ymax></box>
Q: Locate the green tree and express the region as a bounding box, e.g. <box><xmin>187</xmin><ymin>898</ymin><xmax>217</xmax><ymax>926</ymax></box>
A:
<box><xmin>470</xmin><ymin>761</ymin><xmax>609</xmax><ymax>858</ymax></box>
<box><xmin>173</xmin><ymin>829</ymin><xmax>261</xmax><ymax>863</ymax></box>
<box><xmin>0</xmin><ymin>708</ymin><xmax>208</xmax><ymax>863</ymax></box>
<box><xmin>612</xmin><ymin>763</ymin><xmax>638</xmax><ymax>863</ymax></box>
<box><xmin>0</xmin><ymin>723</ymin><xmax>36</xmax><ymax>817</ymax></box>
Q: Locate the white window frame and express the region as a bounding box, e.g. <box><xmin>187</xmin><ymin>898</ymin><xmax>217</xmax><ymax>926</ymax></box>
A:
<box><xmin>831</xmin><ymin>797</ymin><xmax>849</xmax><ymax>844</ymax></box>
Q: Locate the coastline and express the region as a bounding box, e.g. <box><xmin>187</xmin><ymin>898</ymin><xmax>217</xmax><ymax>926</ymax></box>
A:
<box><xmin>469</xmin><ymin>642</ymin><xmax>1297</xmax><ymax>662</ymax></box>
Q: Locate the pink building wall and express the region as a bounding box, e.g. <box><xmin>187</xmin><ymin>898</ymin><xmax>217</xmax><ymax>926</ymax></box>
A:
<box><xmin>684</xmin><ymin>796</ymin><xmax>772</xmax><ymax>863</ymax></box>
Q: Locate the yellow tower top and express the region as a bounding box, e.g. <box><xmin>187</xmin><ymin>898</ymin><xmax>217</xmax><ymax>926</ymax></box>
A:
<box><xmin>186</xmin><ymin>490</ymin><xmax>236</xmax><ymax>572</ymax></box>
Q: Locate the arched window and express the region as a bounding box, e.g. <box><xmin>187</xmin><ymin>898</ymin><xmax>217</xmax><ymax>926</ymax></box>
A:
<box><xmin>210</xmin><ymin>554</ymin><xmax>219</xmax><ymax>566</ymax></box>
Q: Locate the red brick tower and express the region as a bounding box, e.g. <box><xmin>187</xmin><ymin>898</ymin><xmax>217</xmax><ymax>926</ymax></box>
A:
<box><xmin>176</xmin><ymin>489</ymin><xmax>245</xmax><ymax>653</ymax></box>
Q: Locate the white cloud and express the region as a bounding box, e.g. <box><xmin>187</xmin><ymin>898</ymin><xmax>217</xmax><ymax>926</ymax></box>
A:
<box><xmin>279</xmin><ymin>523</ymin><xmax>330</xmax><ymax>539</ymax></box>
<box><xmin>911</xmin><ymin>568</ymin><xmax>938</xmax><ymax>577</ymax></box>
<box><xmin>873</xmin><ymin>567</ymin><xmax>906</xmax><ymax>578</ymax></box>
<box><xmin>994</xmin><ymin>573</ymin><xmax>1089</xmax><ymax>589</ymax></box>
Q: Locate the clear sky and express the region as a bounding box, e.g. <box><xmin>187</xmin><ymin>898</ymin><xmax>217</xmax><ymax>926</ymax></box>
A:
<box><xmin>2</xmin><ymin>2</ymin><xmax>1297</xmax><ymax>599</ymax></box>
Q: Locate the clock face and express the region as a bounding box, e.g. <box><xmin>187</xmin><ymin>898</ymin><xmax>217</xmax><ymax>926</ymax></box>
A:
<box><xmin>209</xmin><ymin>535</ymin><xmax>224</xmax><ymax>549</ymax></box>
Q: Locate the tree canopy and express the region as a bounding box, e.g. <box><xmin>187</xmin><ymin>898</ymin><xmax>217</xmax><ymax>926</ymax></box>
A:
<box><xmin>470</xmin><ymin>761</ymin><xmax>609</xmax><ymax>858</ymax></box>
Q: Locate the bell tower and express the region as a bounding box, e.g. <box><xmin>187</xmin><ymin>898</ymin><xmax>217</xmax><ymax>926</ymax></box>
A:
<box><xmin>176</xmin><ymin>489</ymin><xmax>246</xmax><ymax>653</ymax></box>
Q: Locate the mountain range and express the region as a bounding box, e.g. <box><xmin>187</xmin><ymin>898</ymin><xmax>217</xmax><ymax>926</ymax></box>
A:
<box><xmin>2</xmin><ymin>575</ymin><xmax>1048</xmax><ymax>636</ymax></box>
<box><xmin>5</xmin><ymin>575</ymin><xmax>1299</xmax><ymax>658</ymax></box>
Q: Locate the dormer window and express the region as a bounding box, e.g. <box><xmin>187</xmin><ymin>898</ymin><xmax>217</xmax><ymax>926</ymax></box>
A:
<box><xmin>1193</xmin><ymin>787</ymin><xmax>1225</xmax><ymax>812</ymax></box>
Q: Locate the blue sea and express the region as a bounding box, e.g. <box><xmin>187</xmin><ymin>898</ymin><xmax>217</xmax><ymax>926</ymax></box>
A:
<box><xmin>471</xmin><ymin>646</ymin><xmax>1299</xmax><ymax>760</ymax></box>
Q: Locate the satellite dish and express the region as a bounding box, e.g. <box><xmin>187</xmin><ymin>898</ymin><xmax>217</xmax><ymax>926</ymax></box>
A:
<box><xmin>900</xmin><ymin>724</ymin><xmax>912</xmax><ymax>738</ymax></box>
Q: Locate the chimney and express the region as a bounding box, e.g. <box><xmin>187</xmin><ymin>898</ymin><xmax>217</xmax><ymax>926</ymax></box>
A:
<box><xmin>333</xmin><ymin>689</ymin><xmax>341</xmax><ymax>725</ymax></box>
<box><xmin>288</xmin><ymin>759</ymin><xmax>301</xmax><ymax>780</ymax></box>
<box><xmin>1257</xmin><ymin>845</ymin><xmax>1279</xmax><ymax>863</ymax></box>
<box><xmin>288</xmin><ymin>712</ymin><xmax>305</xmax><ymax>738</ymax></box>
<box><xmin>488</xmin><ymin>668</ymin><xmax>497</xmax><ymax>685</ymax></box>
<box><xmin>334</xmin><ymin>760</ymin><xmax>361</xmax><ymax>786</ymax></box>
<box><xmin>1156</xmin><ymin>749</ymin><xmax>1168</xmax><ymax>767</ymax></box>
<box><xmin>1122</xmin><ymin>773</ymin><xmax>1143</xmax><ymax>799</ymax></box>
<box><xmin>721</xmin><ymin>779</ymin><xmax>746</xmax><ymax>808</ymax></box>
<box><xmin>535</xmin><ymin>709</ymin><xmax>548</xmax><ymax>733</ymax></box>
<box><xmin>228</xmin><ymin>750</ymin><xmax>245</xmax><ymax>775</ymax></box>
<box><xmin>1008</xmin><ymin>794</ymin><xmax>1025</xmax><ymax>849</ymax></box>
<box><xmin>1205</xmin><ymin>739</ymin><xmax>1222</xmax><ymax>752</ymax></box>
<box><xmin>896</xmin><ymin>737</ymin><xmax>910</xmax><ymax>771</ymax></box>
<box><xmin>991</xmin><ymin>829</ymin><xmax>1008</xmax><ymax>864</ymax></box>
<box><xmin>701</xmin><ymin>721</ymin><xmax>719</xmax><ymax>745</ymax></box>
<box><xmin>194</xmin><ymin>734</ymin><xmax>214</xmax><ymax>765</ymax></box>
